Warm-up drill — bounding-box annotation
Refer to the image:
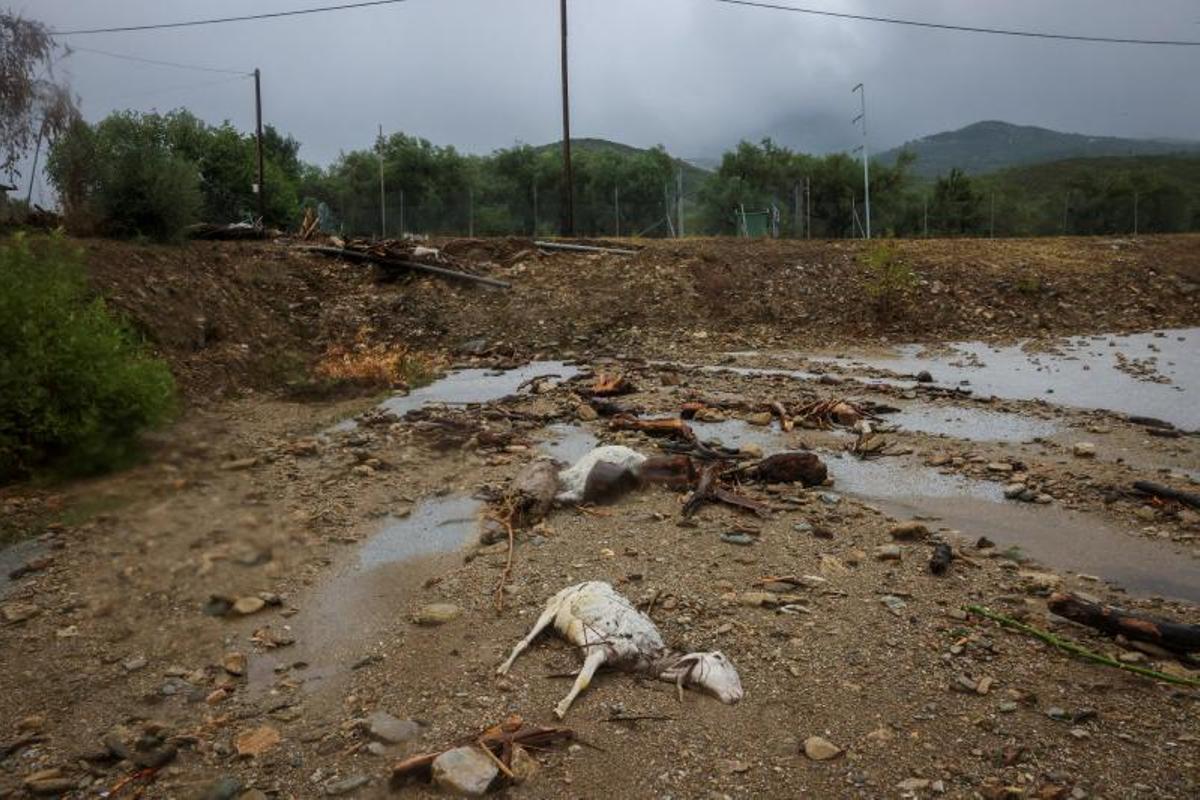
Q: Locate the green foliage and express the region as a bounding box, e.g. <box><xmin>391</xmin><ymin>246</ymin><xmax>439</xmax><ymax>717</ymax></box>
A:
<box><xmin>929</xmin><ymin>168</ymin><xmax>983</xmax><ymax>235</ymax></box>
<box><xmin>698</xmin><ymin>138</ymin><xmax>914</xmax><ymax>237</ymax></box>
<box><xmin>0</xmin><ymin>234</ymin><xmax>175</xmax><ymax>481</ymax></box>
<box><xmin>48</xmin><ymin>110</ymin><xmax>302</xmax><ymax>237</ymax></box>
<box><xmin>860</xmin><ymin>242</ymin><xmax>916</xmax><ymax>318</ymax></box>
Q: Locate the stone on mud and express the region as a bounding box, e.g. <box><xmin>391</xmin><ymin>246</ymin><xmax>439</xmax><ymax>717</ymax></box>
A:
<box><xmin>431</xmin><ymin>746</ymin><xmax>499</xmax><ymax>796</ymax></box>
<box><xmin>803</xmin><ymin>736</ymin><xmax>842</xmax><ymax>761</ymax></box>
<box><xmin>366</xmin><ymin>711</ymin><xmax>422</xmax><ymax>744</ymax></box>
<box><xmin>413</xmin><ymin>603</ymin><xmax>462</xmax><ymax>625</ymax></box>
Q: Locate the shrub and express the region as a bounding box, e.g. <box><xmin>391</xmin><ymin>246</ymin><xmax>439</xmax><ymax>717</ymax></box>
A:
<box><xmin>860</xmin><ymin>241</ymin><xmax>917</xmax><ymax>319</ymax></box>
<box><xmin>0</xmin><ymin>234</ymin><xmax>176</xmax><ymax>480</ymax></box>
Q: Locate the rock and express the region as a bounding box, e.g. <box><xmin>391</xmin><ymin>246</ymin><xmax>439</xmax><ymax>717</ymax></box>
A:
<box><xmin>898</xmin><ymin>778</ymin><xmax>932</xmax><ymax>792</ymax></box>
<box><xmin>1018</xmin><ymin>571</ymin><xmax>1062</xmax><ymax>592</ymax></box>
<box><xmin>1117</xmin><ymin>651</ymin><xmax>1146</xmax><ymax>664</ymax></box>
<box><xmin>720</xmin><ymin>533</ymin><xmax>755</xmax><ymax>546</ymax></box>
<box><xmin>122</xmin><ymin>655</ymin><xmax>148</xmax><ymax>672</ymax></box>
<box><xmin>510</xmin><ymin>745</ymin><xmax>540</xmax><ymax>784</ymax></box>
<box><xmin>1</xmin><ymin>602</ymin><xmax>40</xmax><ymax>623</ymax></box>
<box><xmin>235</xmin><ymin>725</ymin><xmax>281</xmax><ymax>757</ymax></box>
<box><xmin>413</xmin><ymin>603</ymin><xmax>462</xmax><ymax>626</ymax></box>
<box><xmin>746</xmin><ymin>412</ymin><xmax>774</xmax><ymax>426</ymax></box>
<box><xmin>1046</xmin><ymin>706</ymin><xmax>1069</xmax><ymax>721</ymax></box>
<box><xmin>1003</xmin><ymin>483</ymin><xmax>1027</xmax><ymax>499</ymax></box>
<box><xmin>818</xmin><ymin>555</ymin><xmax>848</xmax><ymax>577</ymax></box>
<box><xmin>431</xmin><ymin>746</ymin><xmax>499</xmax><ymax>796</ymax></box>
<box><xmin>986</xmin><ymin>462</ymin><xmax>1013</xmax><ymax>473</ymax></box>
<box><xmin>198</xmin><ymin>776</ymin><xmax>243</xmax><ymax>800</ymax></box>
<box><xmin>366</xmin><ymin>712</ymin><xmax>422</xmax><ymax>744</ymax></box>
<box><xmin>819</xmin><ymin>492</ymin><xmax>841</xmax><ymax>505</ymax></box>
<box><xmin>576</xmin><ymin>404</ymin><xmax>599</xmax><ymax>422</ymax></box>
<box><xmin>232</xmin><ymin>596</ymin><xmax>266</xmax><ymax>615</ymax></box>
<box><xmin>24</xmin><ymin>773</ymin><xmax>77</xmax><ymax>796</ymax></box>
<box><xmin>325</xmin><ymin>775</ymin><xmax>370</xmax><ymax>795</ymax></box>
<box><xmin>1072</xmin><ymin>442</ymin><xmax>1096</xmax><ymax>458</ymax></box>
<box><xmin>803</xmin><ymin>736</ymin><xmax>841</xmax><ymax>761</ymax></box>
<box><xmin>792</xmin><ymin>522</ymin><xmax>813</xmax><ymax>534</ymax></box>
<box><xmin>976</xmin><ymin>676</ymin><xmax>994</xmax><ymax>695</ymax></box>
<box><xmin>221</xmin><ymin>457</ymin><xmax>258</xmax><ymax>471</ymax></box>
<box><xmin>880</xmin><ymin>595</ymin><xmax>907</xmax><ymax>615</ymax></box>
<box><xmin>874</xmin><ymin>544</ymin><xmax>902</xmax><ymax>561</ymax></box>
<box><xmin>889</xmin><ymin>521</ymin><xmax>928</xmax><ymax>541</ymax></box>
<box><xmin>915</xmin><ymin>370</ymin><xmax>934</xmax><ymax>383</ymax></box>
<box><xmin>223</xmin><ymin>653</ymin><xmax>247</xmax><ymax>676</ymax></box>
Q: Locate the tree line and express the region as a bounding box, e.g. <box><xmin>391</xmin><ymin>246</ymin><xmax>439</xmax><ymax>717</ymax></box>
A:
<box><xmin>12</xmin><ymin>105</ymin><xmax>1199</xmax><ymax>242</ymax></box>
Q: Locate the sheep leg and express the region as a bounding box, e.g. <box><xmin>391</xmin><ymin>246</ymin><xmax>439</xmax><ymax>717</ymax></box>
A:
<box><xmin>497</xmin><ymin>601</ymin><xmax>561</xmax><ymax>675</ymax></box>
<box><xmin>554</xmin><ymin>648</ymin><xmax>606</xmax><ymax>719</ymax></box>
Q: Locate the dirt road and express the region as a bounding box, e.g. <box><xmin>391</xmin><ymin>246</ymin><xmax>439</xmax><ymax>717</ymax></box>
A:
<box><xmin>2</xmin><ymin>237</ymin><xmax>1198</xmax><ymax>799</ymax></box>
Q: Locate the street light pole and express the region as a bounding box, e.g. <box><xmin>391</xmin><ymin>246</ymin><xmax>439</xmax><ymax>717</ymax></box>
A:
<box><xmin>852</xmin><ymin>82</ymin><xmax>870</xmax><ymax>240</ymax></box>
<box><xmin>559</xmin><ymin>0</ymin><xmax>575</xmax><ymax>236</ymax></box>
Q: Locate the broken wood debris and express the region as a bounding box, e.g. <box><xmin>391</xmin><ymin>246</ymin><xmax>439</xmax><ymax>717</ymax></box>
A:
<box><xmin>589</xmin><ymin>372</ymin><xmax>636</xmax><ymax>397</ymax></box>
<box><xmin>533</xmin><ymin>240</ymin><xmax>640</xmax><ymax>256</ymax></box>
<box><xmin>1131</xmin><ymin>480</ymin><xmax>1200</xmax><ymax>510</ymax></box>
<box><xmin>299</xmin><ymin>244</ymin><xmax>512</xmax><ymax>289</ymax></box>
<box><xmin>390</xmin><ymin>715</ymin><xmax>574</xmax><ymax>790</ymax></box>
<box><xmin>1047</xmin><ymin>592</ymin><xmax>1200</xmax><ymax>654</ymax></box>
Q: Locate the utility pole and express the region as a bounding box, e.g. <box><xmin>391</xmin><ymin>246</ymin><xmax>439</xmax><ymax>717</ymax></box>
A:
<box><xmin>1133</xmin><ymin>190</ymin><xmax>1139</xmax><ymax>235</ymax></box>
<box><xmin>468</xmin><ymin>187</ymin><xmax>474</xmax><ymax>237</ymax></box>
<box><xmin>614</xmin><ymin>185</ymin><xmax>620</xmax><ymax>236</ymax></box>
<box><xmin>1062</xmin><ymin>192</ymin><xmax>1069</xmax><ymax>235</ymax></box>
<box><xmin>532</xmin><ymin>181</ymin><xmax>539</xmax><ymax>235</ymax></box>
<box><xmin>558</xmin><ymin>0</ymin><xmax>575</xmax><ymax>235</ymax></box>
<box><xmin>677</xmin><ymin>167</ymin><xmax>685</xmax><ymax>237</ymax></box>
<box><xmin>793</xmin><ymin>183</ymin><xmax>800</xmax><ymax>237</ymax></box>
<box><xmin>923</xmin><ymin>195</ymin><xmax>928</xmax><ymax>237</ymax></box>
<box><xmin>254</xmin><ymin>68</ymin><xmax>265</xmax><ymax>225</ymax></box>
<box><xmin>989</xmin><ymin>191</ymin><xmax>995</xmax><ymax>238</ymax></box>
<box><xmin>399</xmin><ymin>189</ymin><xmax>405</xmax><ymax>237</ymax></box>
<box><xmin>851</xmin><ymin>82</ymin><xmax>870</xmax><ymax>239</ymax></box>
<box><xmin>377</xmin><ymin>124</ymin><xmax>386</xmax><ymax>238</ymax></box>
<box><xmin>806</xmin><ymin>182</ymin><xmax>813</xmax><ymax>238</ymax></box>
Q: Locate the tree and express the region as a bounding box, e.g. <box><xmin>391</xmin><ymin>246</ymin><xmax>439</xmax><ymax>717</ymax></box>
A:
<box><xmin>0</xmin><ymin>12</ymin><xmax>77</xmax><ymax>183</ymax></box>
<box><xmin>930</xmin><ymin>168</ymin><xmax>982</xmax><ymax>234</ymax></box>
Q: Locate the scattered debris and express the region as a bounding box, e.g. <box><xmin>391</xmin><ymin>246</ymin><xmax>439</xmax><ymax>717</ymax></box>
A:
<box><xmin>1047</xmin><ymin>592</ymin><xmax>1200</xmax><ymax>653</ymax></box>
<box><xmin>1131</xmin><ymin>480</ymin><xmax>1200</xmax><ymax>510</ymax></box>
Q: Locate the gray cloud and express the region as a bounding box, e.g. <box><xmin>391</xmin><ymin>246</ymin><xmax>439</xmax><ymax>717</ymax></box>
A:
<box><xmin>20</xmin><ymin>0</ymin><xmax>1200</xmax><ymax>174</ymax></box>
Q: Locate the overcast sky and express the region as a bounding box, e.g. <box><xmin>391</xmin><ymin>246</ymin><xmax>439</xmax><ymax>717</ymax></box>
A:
<box><xmin>17</xmin><ymin>0</ymin><xmax>1200</xmax><ymax>176</ymax></box>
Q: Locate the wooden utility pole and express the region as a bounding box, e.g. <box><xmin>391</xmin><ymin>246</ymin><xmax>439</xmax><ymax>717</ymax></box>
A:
<box><xmin>559</xmin><ymin>0</ymin><xmax>574</xmax><ymax>235</ymax></box>
<box><xmin>254</xmin><ymin>68</ymin><xmax>265</xmax><ymax>225</ymax></box>
<box><xmin>377</xmin><ymin>124</ymin><xmax>386</xmax><ymax>237</ymax></box>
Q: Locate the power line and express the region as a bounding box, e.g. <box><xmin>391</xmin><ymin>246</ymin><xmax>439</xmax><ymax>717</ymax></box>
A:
<box><xmin>712</xmin><ymin>0</ymin><xmax>1200</xmax><ymax>47</ymax></box>
<box><xmin>108</xmin><ymin>74</ymin><xmax>252</xmax><ymax>104</ymax></box>
<box><xmin>64</xmin><ymin>45</ymin><xmax>251</xmax><ymax>76</ymax></box>
<box><xmin>50</xmin><ymin>0</ymin><xmax>410</xmax><ymax>36</ymax></box>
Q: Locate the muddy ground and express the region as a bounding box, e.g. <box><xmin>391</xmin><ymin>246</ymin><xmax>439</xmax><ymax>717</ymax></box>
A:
<box><xmin>2</xmin><ymin>236</ymin><xmax>1199</xmax><ymax>799</ymax></box>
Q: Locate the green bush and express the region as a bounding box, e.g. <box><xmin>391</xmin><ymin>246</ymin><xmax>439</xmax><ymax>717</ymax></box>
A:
<box><xmin>0</xmin><ymin>234</ymin><xmax>176</xmax><ymax>480</ymax></box>
<box><xmin>861</xmin><ymin>241</ymin><xmax>917</xmax><ymax>319</ymax></box>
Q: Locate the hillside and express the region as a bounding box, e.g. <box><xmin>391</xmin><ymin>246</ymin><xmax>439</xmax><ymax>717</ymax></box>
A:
<box><xmin>879</xmin><ymin>120</ymin><xmax>1200</xmax><ymax>178</ymax></box>
<box><xmin>534</xmin><ymin>137</ymin><xmax>711</xmax><ymax>194</ymax></box>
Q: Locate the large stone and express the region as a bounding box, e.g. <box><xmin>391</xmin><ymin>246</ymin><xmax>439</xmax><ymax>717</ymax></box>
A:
<box><xmin>232</xmin><ymin>596</ymin><xmax>266</xmax><ymax>616</ymax></box>
<box><xmin>413</xmin><ymin>603</ymin><xmax>462</xmax><ymax>626</ymax></box>
<box><xmin>888</xmin><ymin>521</ymin><xmax>928</xmax><ymax>541</ymax></box>
<box><xmin>1072</xmin><ymin>442</ymin><xmax>1096</xmax><ymax>458</ymax></box>
<box><xmin>874</xmin><ymin>544</ymin><xmax>903</xmax><ymax>561</ymax></box>
<box><xmin>431</xmin><ymin>746</ymin><xmax>499</xmax><ymax>796</ymax></box>
<box><xmin>803</xmin><ymin>736</ymin><xmax>841</xmax><ymax>761</ymax></box>
<box><xmin>366</xmin><ymin>712</ymin><xmax>422</xmax><ymax>744</ymax></box>
<box><xmin>234</xmin><ymin>725</ymin><xmax>280</xmax><ymax>758</ymax></box>
<box><xmin>1</xmin><ymin>602</ymin><xmax>40</xmax><ymax>623</ymax></box>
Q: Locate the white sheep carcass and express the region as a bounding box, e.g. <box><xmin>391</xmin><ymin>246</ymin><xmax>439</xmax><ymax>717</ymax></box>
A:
<box><xmin>555</xmin><ymin>445</ymin><xmax>647</xmax><ymax>504</ymax></box>
<box><xmin>497</xmin><ymin>581</ymin><xmax>744</xmax><ymax>718</ymax></box>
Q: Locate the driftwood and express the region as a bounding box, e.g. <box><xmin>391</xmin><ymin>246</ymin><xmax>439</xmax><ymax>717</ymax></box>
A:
<box><xmin>737</xmin><ymin>452</ymin><xmax>827</xmax><ymax>487</ymax></box>
<box><xmin>682</xmin><ymin>463</ymin><xmax>770</xmax><ymax>518</ymax></box>
<box><xmin>391</xmin><ymin>715</ymin><xmax>574</xmax><ymax>790</ymax></box>
<box><xmin>533</xmin><ymin>240</ymin><xmax>639</xmax><ymax>255</ymax></box>
<box><xmin>640</xmin><ymin>455</ymin><xmax>697</xmax><ymax>489</ymax></box>
<box><xmin>1048</xmin><ymin>592</ymin><xmax>1200</xmax><ymax>654</ymax></box>
<box><xmin>300</xmin><ymin>245</ymin><xmax>512</xmax><ymax>289</ymax></box>
<box><xmin>186</xmin><ymin>222</ymin><xmax>270</xmax><ymax>240</ymax></box>
<box><xmin>610</xmin><ymin>416</ymin><xmax>696</xmax><ymax>441</ymax></box>
<box><xmin>1132</xmin><ymin>480</ymin><xmax>1200</xmax><ymax>510</ymax></box>
<box><xmin>767</xmin><ymin>401</ymin><xmax>794</xmax><ymax>431</ymax></box>
<box><xmin>589</xmin><ymin>373</ymin><xmax>636</xmax><ymax>397</ymax></box>
<box><xmin>682</xmin><ymin>463</ymin><xmax>720</xmax><ymax>517</ymax></box>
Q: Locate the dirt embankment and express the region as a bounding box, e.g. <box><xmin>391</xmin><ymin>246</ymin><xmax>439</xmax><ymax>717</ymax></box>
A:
<box><xmin>81</xmin><ymin>234</ymin><xmax>1200</xmax><ymax>400</ymax></box>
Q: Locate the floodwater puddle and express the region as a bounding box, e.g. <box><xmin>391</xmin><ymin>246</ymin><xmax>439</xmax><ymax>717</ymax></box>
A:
<box><xmin>691</xmin><ymin>419</ymin><xmax>797</xmax><ymax>454</ymax></box>
<box><xmin>817</xmin><ymin>328</ymin><xmax>1199</xmax><ymax>430</ymax></box>
<box><xmin>824</xmin><ymin>453</ymin><xmax>1200</xmax><ymax>603</ymax></box>
<box><xmin>0</xmin><ymin>538</ymin><xmax>46</xmax><ymax>599</ymax></box>
<box><xmin>885</xmin><ymin>405</ymin><xmax>1058</xmax><ymax>443</ymax></box>
<box><xmin>540</xmin><ymin>423</ymin><xmax>600</xmax><ymax>465</ymax></box>
<box><xmin>333</xmin><ymin>360</ymin><xmax>580</xmax><ymax>431</ymax></box>
<box><xmin>380</xmin><ymin>360</ymin><xmax>579</xmax><ymax>417</ymax></box>
<box><xmin>246</xmin><ymin>495</ymin><xmax>481</xmax><ymax>694</ymax></box>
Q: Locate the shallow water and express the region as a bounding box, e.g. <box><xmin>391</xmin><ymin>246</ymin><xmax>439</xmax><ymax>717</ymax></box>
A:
<box><xmin>380</xmin><ymin>360</ymin><xmax>580</xmax><ymax>417</ymax></box>
<box><xmin>540</xmin><ymin>423</ymin><xmax>600</xmax><ymax>465</ymax></box>
<box><xmin>818</xmin><ymin>328</ymin><xmax>1199</xmax><ymax>430</ymax></box>
<box><xmin>886</xmin><ymin>405</ymin><xmax>1058</xmax><ymax>443</ymax></box>
<box><xmin>0</xmin><ymin>538</ymin><xmax>45</xmax><ymax>599</ymax></box>
<box><xmin>825</xmin><ymin>453</ymin><xmax>1200</xmax><ymax>602</ymax></box>
<box><xmin>691</xmin><ymin>419</ymin><xmax>797</xmax><ymax>454</ymax></box>
<box><xmin>247</xmin><ymin>495</ymin><xmax>481</xmax><ymax>694</ymax></box>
